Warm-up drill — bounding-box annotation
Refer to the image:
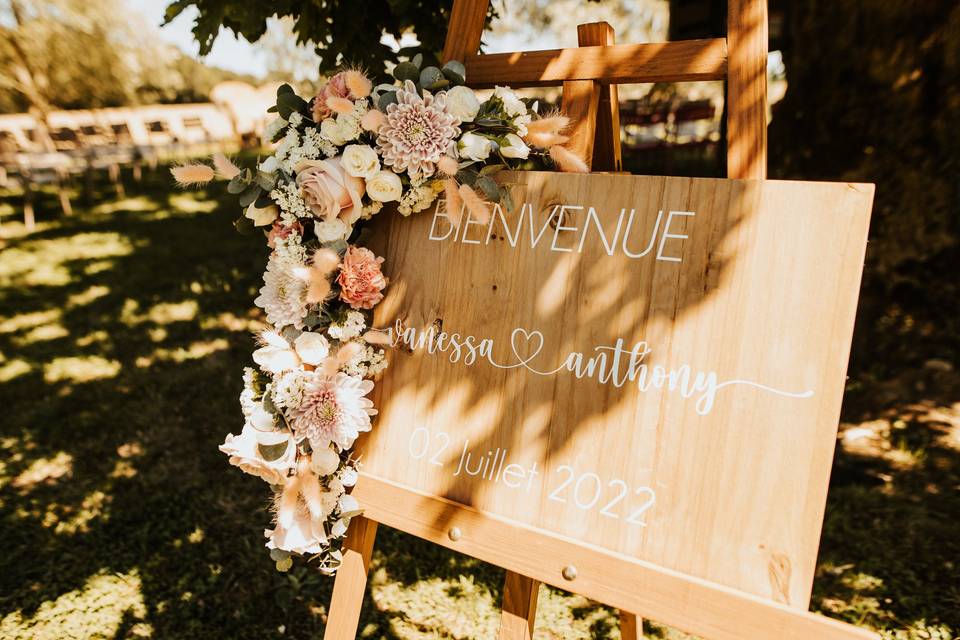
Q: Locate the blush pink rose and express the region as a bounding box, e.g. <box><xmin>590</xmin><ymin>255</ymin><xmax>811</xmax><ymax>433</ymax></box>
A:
<box><xmin>337</xmin><ymin>245</ymin><xmax>388</xmax><ymax>309</ymax></box>
<box><xmin>312</xmin><ymin>73</ymin><xmax>350</xmax><ymax>122</ymax></box>
<box><xmin>295</xmin><ymin>158</ymin><xmax>365</xmax><ymax>225</ymax></box>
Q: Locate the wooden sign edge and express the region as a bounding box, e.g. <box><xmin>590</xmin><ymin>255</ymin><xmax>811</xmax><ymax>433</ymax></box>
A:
<box><xmin>353</xmin><ymin>473</ymin><xmax>878</xmax><ymax>640</ymax></box>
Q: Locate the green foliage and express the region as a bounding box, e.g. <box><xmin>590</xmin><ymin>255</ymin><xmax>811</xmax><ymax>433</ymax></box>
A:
<box><xmin>769</xmin><ymin>0</ymin><xmax>960</xmax><ymax>378</ymax></box>
<box><xmin>164</xmin><ymin>0</ymin><xmax>497</xmax><ymax>79</ymax></box>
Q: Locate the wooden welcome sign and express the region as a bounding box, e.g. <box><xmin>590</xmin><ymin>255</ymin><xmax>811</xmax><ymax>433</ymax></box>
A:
<box><xmin>323</xmin><ymin>1</ymin><xmax>879</xmax><ymax>638</ymax></box>
<box><xmin>349</xmin><ymin>172</ymin><xmax>874</xmax><ymax>639</ymax></box>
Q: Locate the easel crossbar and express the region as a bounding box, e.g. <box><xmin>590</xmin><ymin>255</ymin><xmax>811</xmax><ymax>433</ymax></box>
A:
<box><xmin>462</xmin><ymin>38</ymin><xmax>728</xmax><ymax>87</ymax></box>
<box><xmin>353</xmin><ymin>474</ymin><xmax>876</xmax><ymax>640</ymax></box>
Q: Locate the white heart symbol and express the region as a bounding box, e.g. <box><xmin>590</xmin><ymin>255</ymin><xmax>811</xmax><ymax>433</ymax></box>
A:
<box><xmin>510</xmin><ymin>328</ymin><xmax>545</xmax><ymax>367</ymax></box>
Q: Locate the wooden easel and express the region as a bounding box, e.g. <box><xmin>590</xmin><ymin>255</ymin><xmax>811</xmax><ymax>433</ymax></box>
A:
<box><xmin>325</xmin><ymin>1</ymin><xmax>773</xmax><ymax>638</ymax></box>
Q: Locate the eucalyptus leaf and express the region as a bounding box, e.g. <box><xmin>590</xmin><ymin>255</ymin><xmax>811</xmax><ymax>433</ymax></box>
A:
<box><xmin>476</xmin><ymin>175</ymin><xmax>500</xmax><ymax>202</ymax></box>
<box><xmin>277</xmin><ymin>83</ymin><xmax>295</xmax><ymax>96</ymax></box>
<box><xmin>278</xmin><ymin>92</ymin><xmax>308</xmax><ymax>115</ymax></box>
<box><xmin>499</xmin><ymin>186</ymin><xmax>515</xmax><ymax>212</ymax></box>
<box><xmin>455</xmin><ymin>168</ymin><xmax>479</xmax><ymax>186</ymax></box>
<box><xmin>261</xmin><ymin>392</ymin><xmax>277</xmax><ymax>415</ymax></box>
<box><xmin>442</xmin><ymin>60</ymin><xmax>466</xmax><ymax>84</ymax></box>
<box><xmin>238</xmin><ymin>185</ymin><xmax>262</xmax><ymax>208</ymax></box>
<box><xmin>419</xmin><ymin>66</ymin><xmax>445</xmax><ymax>90</ymax></box>
<box><xmin>255</xmin><ymin>171</ymin><xmax>276</xmax><ymax>191</ymax></box>
<box><xmin>479</xmin><ymin>163</ymin><xmax>506</xmax><ymax>177</ymax></box>
<box><xmin>393</xmin><ymin>61</ymin><xmax>419</xmax><ymax>82</ymax></box>
<box><xmin>254</xmin><ymin>193</ymin><xmax>274</xmax><ymax>209</ymax></box>
<box><xmin>258</xmin><ymin>442</ymin><xmax>288</xmax><ymax>462</ymax></box>
<box><xmin>233</xmin><ymin>216</ymin><xmax>255</xmax><ymax>235</ymax></box>
<box><xmin>377</xmin><ymin>91</ymin><xmax>398</xmax><ymax>111</ymax></box>
<box><xmin>412</xmin><ymin>53</ymin><xmax>423</xmax><ymax>69</ymax></box>
<box><xmin>226</xmin><ymin>174</ymin><xmax>247</xmax><ymax>194</ymax></box>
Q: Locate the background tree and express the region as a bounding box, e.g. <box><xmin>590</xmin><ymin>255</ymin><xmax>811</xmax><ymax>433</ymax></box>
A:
<box><xmin>164</xmin><ymin>0</ymin><xmax>497</xmax><ymax>79</ymax></box>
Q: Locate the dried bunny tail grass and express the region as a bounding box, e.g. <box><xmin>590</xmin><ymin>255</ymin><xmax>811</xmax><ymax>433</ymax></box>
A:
<box><xmin>212</xmin><ymin>153</ymin><xmax>241</xmax><ymax>180</ymax></box>
<box><xmin>444</xmin><ymin>178</ymin><xmax>464</xmax><ymax>228</ymax></box>
<box><xmin>297</xmin><ymin>463</ymin><xmax>326</xmax><ymax>518</ymax></box>
<box><xmin>550</xmin><ymin>145</ymin><xmax>589</xmax><ymax>173</ymax></box>
<box><xmin>306</xmin><ymin>248</ymin><xmax>341</xmax><ymax>305</ymax></box>
<box><xmin>275</xmin><ymin>475</ymin><xmax>301</xmax><ymax>529</ymax></box>
<box><xmin>360</xmin><ymin>109</ymin><xmax>386</xmax><ymax>132</ymax></box>
<box><xmin>437</xmin><ymin>155</ymin><xmax>459</xmax><ymax>176</ymax></box>
<box><xmin>458</xmin><ymin>183</ymin><xmax>490</xmax><ymax>225</ymax></box>
<box><xmin>524</xmin><ymin>130</ymin><xmax>570</xmax><ymax>148</ymax></box>
<box><xmin>312</xmin><ymin>247</ymin><xmax>341</xmax><ymax>274</ymax></box>
<box><xmin>343</xmin><ymin>69</ymin><xmax>372</xmax><ymax>98</ymax></box>
<box><xmin>362</xmin><ymin>329</ymin><xmax>393</xmax><ymax>345</ymax></box>
<box><xmin>525</xmin><ymin>113</ymin><xmax>570</xmax><ymax>136</ymax></box>
<box><xmin>322</xmin><ymin>341</ymin><xmax>364</xmax><ymax>375</ymax></box>
<box><xmin>170</xmin><ymin>163</ymin><xmax>215</xmax><ymax>187</ymax></box>
<box><xmin>327</xmin><ymin>96</ymin><xmax>355</xmax><ymax>115</ymax></box>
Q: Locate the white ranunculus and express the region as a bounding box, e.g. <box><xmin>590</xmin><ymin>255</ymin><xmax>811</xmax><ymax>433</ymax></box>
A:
<box><xmin>294</xmin><ymin>331</ymin><xmax>330</xmax><ymax>365</ymax></box>
<box><xmin>245</xmin><ymin>200</ymin><xmax>279</xmax><ymax>227</ymax></box>
<box><xmin>365</xmin><ymin>170</ymin><xmax>403</xmax><ymax>203</ymax></box>
<box><xmin>314</xmin><ymin>218</ymin><xmax>351</xmax><ymax>242</ymax></box>
<box><xmin>340</xmin><ymin>144</ymin><xmax>380</xmax><ymax>179</ymax></box>
<box><xmin>494</xmin><ymin>86</ymin><xmax>526</xmax><ymax>118</ymax></box>
<box><xmin>311</xmin><ymin>445</ymin><xmax>341</xmax><ymax>476</ymax></box>
<box><xmin>340</xmin><ymin>466</ymin><xmax>359</xmax><ymax>487</ymax></box>
<box><xmin>320</xmin><ymin>117</ymin><xmax>347</xmax><ymax>145</ymax></box>
<box><xmin>446</xmin><ymin>86</ymin><xmax>480</xmax><ymax>122</ymax></box>
<box><xmin>459</xmin><ymin>132</ymin><xmax>493</xmax><ymax>161</ymax></box>
<box><xmin>259</xmin><ymin>155</ymin><xmax>279</xmax><ymax>174</ymax></box>
<box><xmin>219</xmin><ymin>423</ymin><xmax>296</xmax><ymax>486</ymax></box>
<box><xmin>500</xmin><ymin>133</ymin><xmax>530</xmax><ymax>159</ymax></box>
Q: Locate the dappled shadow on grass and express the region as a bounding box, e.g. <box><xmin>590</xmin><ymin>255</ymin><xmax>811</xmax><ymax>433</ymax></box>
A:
<box><xmin>0</xmin><ymin>171</ymin><xmax>333</xmax><ymax>639</ymax></box>
<box><xmin>812</xmin><ymin>370</ymin><xmax>960</xmax><ymax>637</ymax></box>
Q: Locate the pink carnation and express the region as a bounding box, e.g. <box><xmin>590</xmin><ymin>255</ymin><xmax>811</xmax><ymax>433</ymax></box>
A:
<box><xmin>337</xmin><ymin>245</ymin><xmax>388</xmax><ymax>309</ymax></box>
<box><xmin>311</xmin><ymin>73</ymin><xmax>351</xmax><ymax>122</ymax></box>
<box><xmin>266</xmin><ymin>221</ymin><xmax>304</xmax><ymax>248</ymax></box>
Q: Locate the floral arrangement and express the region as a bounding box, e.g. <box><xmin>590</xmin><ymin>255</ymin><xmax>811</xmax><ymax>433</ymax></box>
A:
<box><xmin>172</xmin><ymin>56</ymin><xmax>583</xmax><ymax>574</ymax></box>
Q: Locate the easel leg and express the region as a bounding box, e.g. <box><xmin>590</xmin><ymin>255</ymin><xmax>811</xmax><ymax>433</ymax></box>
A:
<box><xmin>498</xmin><ymin>571</ymin><xmax>539</xmax><ymax>640</ymax></box>
<box><xmin>323</xmin><ymin>516</ymin><xmax>378</xmax><ymax>640</ymax></box>
<box><xmin>619</xmin><ymin>611</ymin><xmax>645</xmax><ymax>639</ymax></box>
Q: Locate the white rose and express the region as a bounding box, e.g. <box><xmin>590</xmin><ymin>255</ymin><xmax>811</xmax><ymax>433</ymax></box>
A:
<box><xmin>311</xmin><ymin>445</ymin><xmax>341</xmax><ymax>476</ymax></box>
<box><xmin>259</xmin><ymin>155</ymin><xmax>279</xmax><ymax>174</ymax></box>
<box><xmin>446</xmin><ymin>86</ymin><xmax>480</xmax><ymax>122</ymax></box>
<box><xmin>294</xmin><ymin>331</ymin><xmax>330</xmax><ymax>365</ymax></box>
<box><xmin>500</xmin><ymin>133</ymin><xmax>530</xmax><ymax>159</ymax></box>
<box><xmin>459</xmin><ymin>132</ymin><xmax>492</xmax><ymax>161</ymax></box>
<box><xmin>320</xmin><ymin>117</ymin><xmax>347</xmax><ymax>145</ymax></box>
<box><xmin>366</xmin><ymin>170</ymin><xmax>403</xmax><ymax>202</ymax></box>
<box><xmin>314</xmin><ymin>218</ymin><xmax>351</xmax><ymax>242</ymax></box>
<box><xmin>341</xmin><ymin>144</ymin><xmax>380</xmax><ymax>179</ymax></box>
<box><xmin>494</xmin><ymin>86</ymin><xmax>526</xmax><ymax>118</ymax></box>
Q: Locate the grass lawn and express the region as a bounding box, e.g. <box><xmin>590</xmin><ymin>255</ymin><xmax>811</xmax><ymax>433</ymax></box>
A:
<box><xmin>0</xmin><ymin>167</ymin><xmax>957</xmax><ymax>639</ymax></box>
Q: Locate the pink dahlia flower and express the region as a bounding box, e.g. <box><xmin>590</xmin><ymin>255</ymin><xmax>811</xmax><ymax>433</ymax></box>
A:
<box><xmin>376</xmin><ymin>80</ymin><xmax>461</xmax><ymax>181</ymax></box>
<box><xmin>287</xmin><ymin>371</ymin><xmax>376</xmax><ymax>450</ymax></box>
<box><xmin>337</xmin><ymin>245</ymin><xmax>388</xmax><ymax>310</ymax></box>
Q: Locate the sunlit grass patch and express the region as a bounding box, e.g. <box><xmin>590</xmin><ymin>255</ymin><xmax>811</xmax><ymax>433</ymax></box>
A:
<box><xmin>10</xmin><ymin>452</ymin><xmax>73</xmax><ymax>491</ymax></box>
<box><xmin>0</xmin><ymin>232</ymin><xmax>134</xmax><ymax>288</ymax></box>
<box><xmin>135</xmin><ymin>338</ymin><xmax>230</xmax><ymax>368</ymax></box>
<box><xmin>43</xmin><ymin>356</ymin><xmax>121</xmax><ymax>384</ymax></box>
<box><xmin>0</xmin><ymin>358</ymin><xmax>31</xmax><ymax>382</ymax></box>
<box><xmin>169</xmin><ymin>192</ymin><xmax>219</xmax><ymax>214</ymax></box>
<box><xmin>90</xmin><ymin>195</ymin><xmax>157</xmax><ymax>216</ymax></box>
<box><xmin>13</xmin><ymin>323</ymin><xmax>69</xmax><ymax>346</ymax></box>
<box><xmin>66</xmin><ymin>285</ymin><xmax>110</xmax><ymax>308</ymax></box>
<box><xmin>0</xmin><ymin>570</ymin><xmax>151</xmax><ymax>640</ymax></box>
<box><xmin>0</xmin><ymin>309</ymin><xmax>61</xmax><ymax>334</ymax></box>
<box><xmin>120</xmin><ymin>299</ymin><xmax>199</xmax><ymax>326</ymax></box>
